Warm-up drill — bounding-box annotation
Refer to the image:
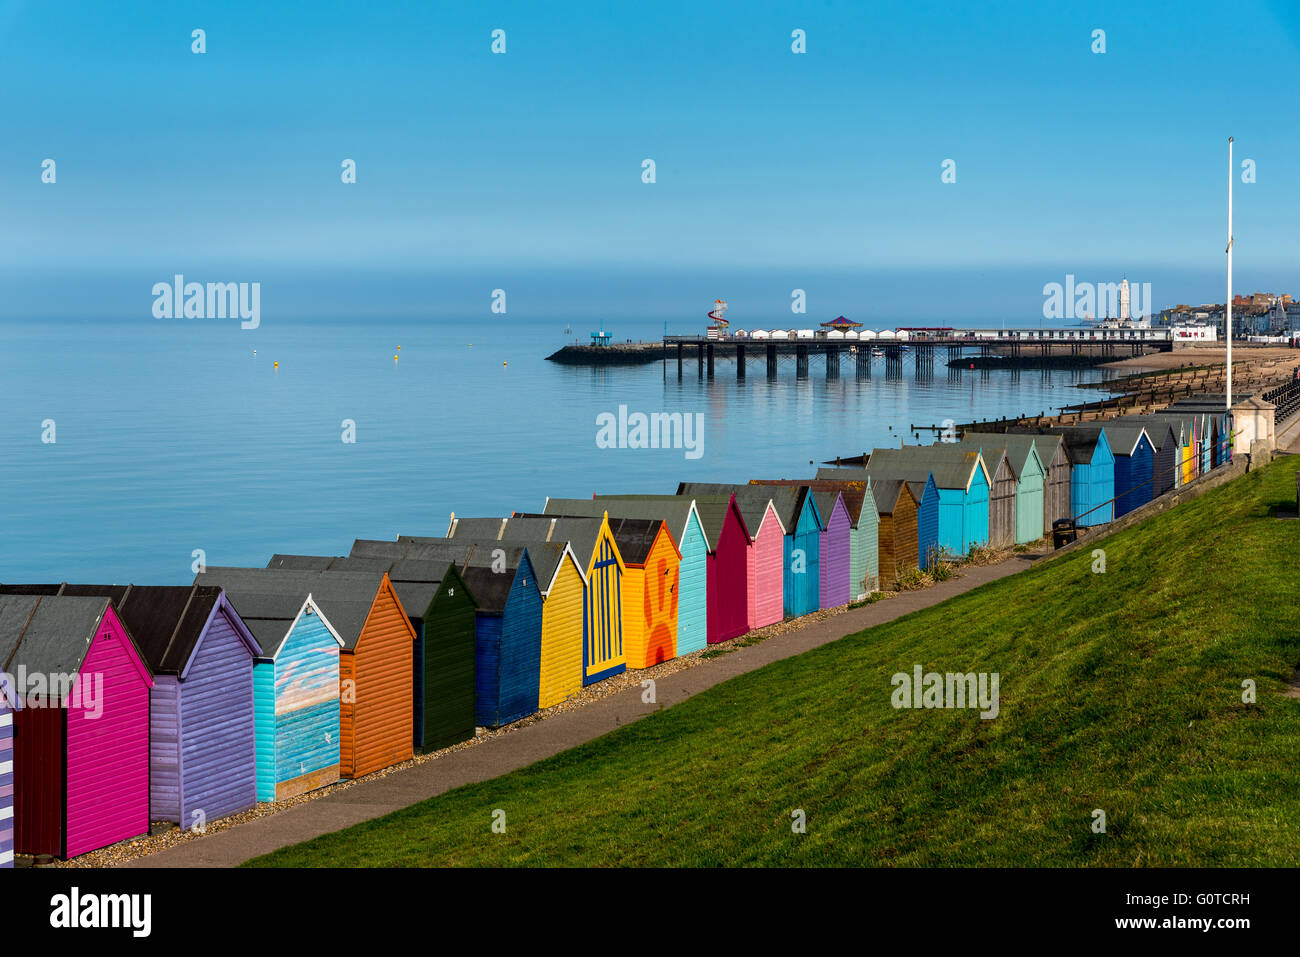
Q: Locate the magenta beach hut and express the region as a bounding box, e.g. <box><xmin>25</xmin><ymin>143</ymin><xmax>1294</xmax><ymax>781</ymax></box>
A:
<box><xmin>675</xmin><ymin>488</ymin><xmax>752</xmax><ymax>643</ymax></box>
<box><xmin>0</xmin><ymin>595</ymin><xmax>153</xmax><ymax>860</ymax></box>
<box><xmin>675</xmin><ymin>483</ymin><xmax>787</xmax><ymax>629</ymax></box>
<box><xmin>1</xmin><ymin>583</ymin><xmax>261</xmax><ymax>826</ymax></box>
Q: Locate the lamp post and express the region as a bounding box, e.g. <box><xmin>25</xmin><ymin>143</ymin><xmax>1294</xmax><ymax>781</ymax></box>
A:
<box><xmin>1226</xmin><ymin>136</ymin><xmax>1234</xmax><ymax>411</ymax></box>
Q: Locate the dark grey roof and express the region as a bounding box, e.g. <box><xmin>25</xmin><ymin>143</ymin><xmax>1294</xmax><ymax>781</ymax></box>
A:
<box><xmin>0</xmin><ymin>595</ymin><xmax>41</xmax><ymax>672</ymax></box>
<box><xmin>868</xmin><ymin>478</ymin><xmax>914</xmax><ymax>516</ymax></box>
<box><xmin>585</xmin><ymin>495</ymin><xmax>711</xmax><ymax>549</ymax></box>
<box><xmin>444</xmin><ymin>517</ymin><xmax>509</xmax><ymax>541</ymax></box>
<box><xmin>958</xmin><ymin>433</ymin><xmax>1047</xmax><ymax>479</ymax></box>
<box><xmin>197</xmin><ymin>566</ymin><xmax>382</xmax><ymax>653</ymax></box>
<box><xmin>266</xmin><ymin>554</ymin><xmax>334</xmax><ymax>571</ymax></box>
<box><xmin>817</xmin><ymin>465</ymin><xmax>928</xmax><ymax>505</ymax></box>
<box><xmin>0</xmin><ymin>595</ymin><xmax>112</xmax><ymax>680</ymax></box>
<box><xmin>510</xmin><ymin>516</ymin><xmax>603</xmax><ymax>567</ymax></box>
<box><xmin>516</xmin><ymin>513</ymin><xmax>663</xmax><ymax>566</ymax></box>
<box><xmin>392</xmin><ymin>582</ymin><xmax>437</xmax><ymax>619</ymax></box>
<box><xmin>601</xmin><ymin>517</ymin><xmax>664</xmax><ymax>565</ymax></box>
<box><xmin>1113</xmin><ymin>415</ymin><xmax>1182</xmax><ymax>448</ymax></box>
<box><xmin>457</xmin><ymin>536</ymin><xmax>566</xmax><ymax>591</ymax></box>
<box><xmin>865</xmin><ymin>447</ymin><xmax>988</xmax><ymax>491</ymax></box>
<box><xmin>351</xmin><ymin>539</ymin><xmax>406</xmax><ymax>558</ymax></box>
<box><xmin>269</xmin><ymin>555</ymin><xmax>464</xmax><ymax>620</ymax></box>
<box><xmin>1007</xmin><ymin>425</ymin><xmax>1107</xmax><ymax>462</ymax></box>
<box><xmin>642</xmin><ymin>484</ymin><xmax>778</xmax><ymax>537</ymax></box>
<box><xmin>673</xmin><ymin>487</ymin><xmax>753</xmax><ymax>541</ymax></box>
<box><xmin>1100</xmin><ymin>422</ymin><xmax>1152</xmax><ymax>457</ymax></box>
<box><xmin>31</xmin><ymin>584</ymin><xmax>238</xmax><ymax>675</ymax></box>
<box><xmin>458</xmin><ymin>566</ymin><xmax>513</xmax><ymax>614</ymax></box>
<box><xmin>1165</xmin><ymin>393</ymin><xmax>1252</xmax><ymax>412</ymax></box>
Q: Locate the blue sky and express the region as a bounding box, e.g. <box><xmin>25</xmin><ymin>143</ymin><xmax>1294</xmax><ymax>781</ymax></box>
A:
<box><xmin>0</xmin><ymin>0</ymin><xmax>1296</xmax><ymax>320</ymax></box>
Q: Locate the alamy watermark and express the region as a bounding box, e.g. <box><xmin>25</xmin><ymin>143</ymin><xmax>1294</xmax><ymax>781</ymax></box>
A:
<box><xmin>891</xmin><ymin>664</ymin><xmax>999</xmax><ymax>719</ymax></box>
<box><xmin>596</xmin><ymin>405</ymin><xmax>704</xmax><ymax>460</ymax></box>
<box><xmin>1</xmin><ymin>667</ymin><xmax>104</xmax><ymax>718</ymax></box>
<box><xmin>152</xmin><ymin>274</ymin><xmax>260</xmax><ymax>329</ymax></box>
<box><xmin>1042</xmin><ymin>275</ymin><xmax>1149</xmax><ymax>321</ymax></box>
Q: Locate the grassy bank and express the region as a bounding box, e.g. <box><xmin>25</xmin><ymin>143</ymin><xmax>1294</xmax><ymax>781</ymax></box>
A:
<box><xmin>248</xmin><ymin>457</ymin><xmax>1300</xmax><ymax>867</ymax></box>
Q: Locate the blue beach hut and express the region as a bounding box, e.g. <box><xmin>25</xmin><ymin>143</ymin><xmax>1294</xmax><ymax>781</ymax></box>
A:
<box><xmin>1106</xmin><ymin>423</ymin><xmax>1155</xmax><ymax>517</ymax></box>
<box><xmin>1015</xmin><ymin>426</ymin><xmax>1115</xmax><ymax>527</ymax></box>
<box><xmin>864</xmin><ymin>447</ymin><xmax>990</xmax><ymax>559</ymax></box>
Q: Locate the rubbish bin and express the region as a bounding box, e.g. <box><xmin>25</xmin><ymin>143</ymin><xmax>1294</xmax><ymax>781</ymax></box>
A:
<box><xmin>1052</xmin><ymin>518</ymin><xmax>1078</xmax><ymax>549</ymax></box>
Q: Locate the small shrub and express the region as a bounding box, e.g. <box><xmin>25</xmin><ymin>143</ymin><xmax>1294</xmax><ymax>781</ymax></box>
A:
<box><xmin>894</xmin><ymin>566</ymin><xmax>931</xmax><ymax>591</ymax></box>
<box><xmin>930</xmin><ymin>559</ymin><xmax>957</xmax><ymax>581</ymax></box>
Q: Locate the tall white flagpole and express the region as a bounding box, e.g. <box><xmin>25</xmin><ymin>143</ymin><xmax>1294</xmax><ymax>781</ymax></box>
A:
<box><xmin>1226</xmin><ymin>137</ymin><xmax>1233</xmax><ymax>411</ymax></box>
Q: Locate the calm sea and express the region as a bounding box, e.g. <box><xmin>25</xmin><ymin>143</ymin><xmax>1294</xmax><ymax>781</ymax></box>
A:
<box><xmin>0</xmin><ymin>316</ymin><xmax>1115</xmax><ymax>583</ymax></box>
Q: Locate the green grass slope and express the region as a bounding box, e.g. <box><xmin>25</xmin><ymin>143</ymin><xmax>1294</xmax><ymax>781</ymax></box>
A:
<box><xmin>248</xmin><ymin>458</ymin><xmax>1300</xmax><ymax>867</ymax></box>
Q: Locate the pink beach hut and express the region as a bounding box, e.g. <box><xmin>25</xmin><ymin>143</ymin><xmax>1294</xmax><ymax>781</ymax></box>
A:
<box><xmin>677</xmin><ymin>483</ymin><xmax>786</xmax><ymax>629</ymax></box>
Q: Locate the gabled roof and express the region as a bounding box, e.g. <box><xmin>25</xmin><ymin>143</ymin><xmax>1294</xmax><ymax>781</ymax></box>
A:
<box><xmin>818</xmin><ymin>465</ymin><xmax>932</xmax><ymax>506</ymax></box>
<box><xmin>1100</xmin><ymin>422</ymin><xmax>1153</xmax><ymax>457</ymax></box>
<box><xmin>517</xmin><ymin>514</ymin><xmax>667</xmax><ymax>567</ymax></box>
<box><xmin>445</xmin><ymin>517</ymin><xmax>509</xmax><ymax>541</ymax></box>
<box><xmin>446</xmin><ymin>515</ymin><xmax>608</xmax><ymax>569</ymax></box>
<box><xmin>0</xmin><ymin>594</ymin><xmax>114</xmax><ymax>679</ymax></box>
<box><xmin>863</xmin><ymin>447</ymin><xmax>991</xmax><ymax>493</ymax></box>
<box><xmin>753</xmin><ymin>478</ymin><xmax>873</xmax><ymax>527</ymax></box>
<box><xmin>670</xmin><ymin>489</ymin><xmax>747</xmax><ymax>544</ymax></box>
<box><xmin>961</xmin><ymin>434</ymin><xmax>1050</xmax><ymax>478</ymax></box>
<box><xmin>267</xmin><ymin>555</ymin><xmax>471</xmax><ymax>620</ymax></box>
<box><xmin>198</xmin><ymin>566</ymin><xmax>382</xmax><ymax>652</ymax></box>
<box><xmin>665</xmin><ymin>483</ymin><xmax>787</xmax><ymax>538</ymax></box>
<box><xmin>957</xmin><ymin>433</ymin><xmax>1046</xmax><ymax>481</ymax></box>
<box><xmin>457</xmin><ymin>566</ymin><xmax>515</xmax><ymax>615</ymax></box>
<box><xmin>582</xmin><ymin>495</ymin><xmax>712</xmax><ymax>550</ymax></box>
<box><xmin>867</xmin><ymin>478</ymin><xmax>917</xmax><ymax>516</ymax></box>
<box><xmin>359</xmin><ymin>538</ymin><xmax>536</xmax><ymax>611</ymax></box>
<box><xmin>1008</xmin><ymin>425</ymin><xmax>1110</xmax><ymax>462</ymax></box>
<box><xmin>0</xmin><ymin>583</ymin><xmax>256</xmax><ymax>675</ymax></box>
<box><xmin>1112</xmin><ymin>415</ymin><xmax>1182</xmax><ymax>447</ymax></box>
<box><xmin>1165</xmin><ymin>393</ymin><xmax>1253</xmax><ymax>413</ymax></box>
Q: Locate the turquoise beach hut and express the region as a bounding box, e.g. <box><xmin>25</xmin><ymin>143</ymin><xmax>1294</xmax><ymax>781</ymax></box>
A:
<box><xmin>1014</xmin><ymin>426</ymin><xmax>1114</xmax><ymax>527</ymax></box>
<box><xmin>863</xmin><ymin>447</ymin><xmax>990</xmax><ymax>559</ymax></box>
<box><xmin>959</xmin><ymin>434</ymin><xmax>1046</xmax><ymax>545</ymax></box>
<box><xmin>198</xmin><ymin>568</ymin><xmax>344</xmax><ymax>803</ymax></box>
<box><xmin>765</xmin><ymin>486</ymin><xmax>822</xmax><ymax>616</ymax></box>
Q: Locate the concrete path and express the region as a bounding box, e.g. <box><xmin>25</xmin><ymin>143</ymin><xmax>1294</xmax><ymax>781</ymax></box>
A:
<box><xmin>1278</xmin><ymin>412</ymin><xmax>1300</xmax><ymax>453</ymax></box>
<box><xmin>125</xmin><ymin>552</ymin><xmax>1041</xmax><ymax>868</ymax></box>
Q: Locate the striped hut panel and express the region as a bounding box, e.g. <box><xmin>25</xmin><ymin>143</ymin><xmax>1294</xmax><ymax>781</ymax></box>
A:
<box><xmin>0</xmin><ymin>697</ymin><xmax>12</xmax><ymax>868</ymax></box>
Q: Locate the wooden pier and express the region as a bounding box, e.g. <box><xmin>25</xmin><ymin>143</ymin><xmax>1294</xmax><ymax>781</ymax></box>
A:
<box><xmin>659</xmin><ymin>334</ymin><xmax>1166</xmax><ymax>380</ymax></box>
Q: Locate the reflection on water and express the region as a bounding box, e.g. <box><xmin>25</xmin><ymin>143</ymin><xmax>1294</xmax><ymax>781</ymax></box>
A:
<box><xmin>0</xmin><ymin>318</ymin><xmax>1107</xmax><ymax>583</ymax></box>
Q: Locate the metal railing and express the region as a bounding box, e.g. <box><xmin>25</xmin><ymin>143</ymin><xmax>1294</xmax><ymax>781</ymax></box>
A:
<box><xmin>1263</xmin><ymin>376</ymin><xmax>1300</xmax><ymax>423</ymax></box>
<box><xmin>1064</xmin><ymin>430</ymin><xmax>1241</xmax><ymax>532</ymax></box>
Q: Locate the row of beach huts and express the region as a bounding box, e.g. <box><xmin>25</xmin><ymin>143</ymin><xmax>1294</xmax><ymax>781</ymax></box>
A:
<box><xmin>0</xmin><ymin>401</ymin><xmax>1236</xmax><ymax>864</ymax></box>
